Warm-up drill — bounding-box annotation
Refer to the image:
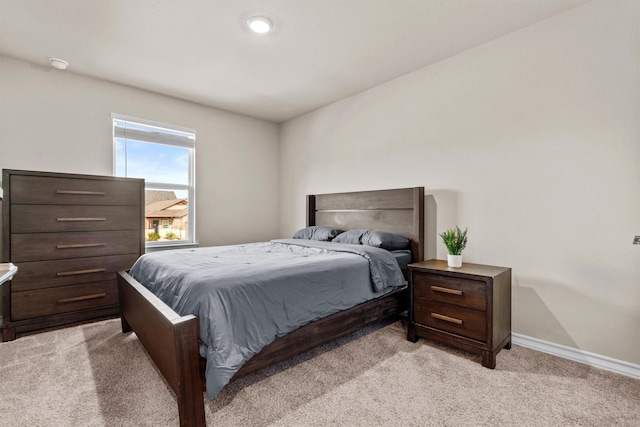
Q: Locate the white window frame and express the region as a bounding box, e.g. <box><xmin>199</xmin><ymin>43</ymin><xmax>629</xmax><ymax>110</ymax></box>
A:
<box><xmin>112</xmin><ymin>113</ymin><xmax>196</xmax><ymax>249</ymax></box>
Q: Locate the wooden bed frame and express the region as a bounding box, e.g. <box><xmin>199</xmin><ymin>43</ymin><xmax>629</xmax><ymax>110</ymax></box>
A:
<box><xmin>117</xmin><ymin>187</ymin><xmax>424</xmax><ymax>427</ymax></box>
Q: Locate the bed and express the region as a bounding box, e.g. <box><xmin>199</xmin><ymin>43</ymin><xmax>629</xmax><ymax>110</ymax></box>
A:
<box><xmin>117</xmin><ymin>187</ymin><xmax>424</xmax><ymax>427</ymax></box>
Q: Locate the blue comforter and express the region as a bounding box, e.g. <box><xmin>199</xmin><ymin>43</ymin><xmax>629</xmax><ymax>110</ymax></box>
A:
<box><xmin>128</xmin><ymin>239</ymin><xmax>406</xmax><ymax>398</ymax></box>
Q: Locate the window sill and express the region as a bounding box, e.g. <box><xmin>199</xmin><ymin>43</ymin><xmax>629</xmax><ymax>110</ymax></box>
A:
<box><xmin>145</xmin><ymin>242</ymin><xmax>200</xmax><ymax>253</ymax></box>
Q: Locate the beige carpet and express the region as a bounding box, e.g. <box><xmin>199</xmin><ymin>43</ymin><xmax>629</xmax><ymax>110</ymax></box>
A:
<box><xmin>0</xmin><ymin>319</ymin><xmax>638</xmax><ymax>427</ymax></box>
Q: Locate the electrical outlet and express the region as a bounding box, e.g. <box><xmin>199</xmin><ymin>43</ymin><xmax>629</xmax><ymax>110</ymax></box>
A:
<box><xmin>634</xmin><ymin>236</ymin><xmax>640</xmax><ymax>245</ymax></box>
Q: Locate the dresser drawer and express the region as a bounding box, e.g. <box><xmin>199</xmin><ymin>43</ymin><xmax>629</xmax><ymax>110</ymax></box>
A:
<box><xmin>413</xmin><ymin>273</ymin><xmax>486</xmax><ymax>311</ymax></box>
<box><xmin>11</xmin><ymin>280</ymin><xmax>118</xmax><ymax>321</ymax></box>
<box><xmin>414</xmin><ymin>300</ymin><xmax>487</xmax><ymax>342</ymax></box>
<box><xmin>11</xmin><ymin>205</ymin><xmax>142</xmax><ymax>233</ymax></box>
<box><xmin>10</xmin><ymin>175</ymin><xmax>142</xmax><ymax>206</ymax></box>
<box><xmin>11</xmin><ymin>254</ymin><xmax>140</xmax><ymax>292</ymax></box>
<box><xmin>11</xmin><ymin>230</ymin><xmax>141</xmax><ymax>262</ymax></box>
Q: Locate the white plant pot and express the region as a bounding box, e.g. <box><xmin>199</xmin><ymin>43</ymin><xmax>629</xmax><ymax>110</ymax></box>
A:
<box><xmin>447</xmin><ymin>254</ymin><xmax>462</xmax><ymax>268</ymax></box>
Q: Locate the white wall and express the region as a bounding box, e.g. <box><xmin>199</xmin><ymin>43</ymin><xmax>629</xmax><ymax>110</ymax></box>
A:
<box><xmin>280</xmin><ymin>0</ymin><xmax>640</xmax><ymax>365</ymax></box>
<box><xmin>0</xmin><ymin>54</ymin><xmax>281</xmax><ymax>248</ymax></box>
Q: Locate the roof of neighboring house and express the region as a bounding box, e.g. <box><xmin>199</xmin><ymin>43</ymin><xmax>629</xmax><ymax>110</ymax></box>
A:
<box><xmin>146</xmin><ymin>198</ymin><xmax>188</xmax><ymax>218</ymax></box>
<box><xmin>145</xmin><ymin>190</ymin><xmax>177</xmax><ymax>205</ymax></box>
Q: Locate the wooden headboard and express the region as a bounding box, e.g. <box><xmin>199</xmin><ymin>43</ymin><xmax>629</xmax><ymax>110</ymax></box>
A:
<box><xmin>307</xmin><ymin>187</ymin><xmax>425</xmax><ymax>262</ymax></box>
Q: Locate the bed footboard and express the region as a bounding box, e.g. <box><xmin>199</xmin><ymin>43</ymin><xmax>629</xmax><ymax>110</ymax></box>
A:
<box><xmin>117</xmin><ymin>271</ymin><xmax>205</xmax><ymax>427</ymax></box>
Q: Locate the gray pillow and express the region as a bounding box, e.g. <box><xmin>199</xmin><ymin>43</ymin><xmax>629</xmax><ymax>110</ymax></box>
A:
<box><xmin>333</xmin><ymin>229</ymin><xmax>410</xmax><ymax>250</ymax></box>
<box><xmin>332</xmin><ymin>229</ymin><xmax>366</xmax><ymax>245</ymax></box>
<box><xmin>363</xmin><ymin>230</ymin><xmax>410</xmax><ymax>250</ymax></box>
<box><xmin>293</xmin><ymin>226</ymin><xmax>344</xmax><ymax>241</ymax></box>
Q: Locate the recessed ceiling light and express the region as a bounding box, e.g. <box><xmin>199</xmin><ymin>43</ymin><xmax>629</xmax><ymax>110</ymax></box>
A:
<box><xmin>247</xmin><ymin>16</ymin><xmax>272</xmax><ymax>34</ymax></box>
<box><xmin>49</xmin><ymin>57</ymin><xmax>69</xmax><ymax>70</ymax></box>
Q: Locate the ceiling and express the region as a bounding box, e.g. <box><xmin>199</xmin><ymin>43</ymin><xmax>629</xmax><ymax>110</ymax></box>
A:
<box><xmin>0</xmin><ymin>0</ymin><xmax>589</xmax><ymax>123</ymax></box>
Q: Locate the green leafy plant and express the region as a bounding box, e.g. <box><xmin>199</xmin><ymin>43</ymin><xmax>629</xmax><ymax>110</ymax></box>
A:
<box><xmin>147</xmin><ymin>232</ymin><xmax>160</xmax><ymax>241</ymax></box>
<box><xmin>439</xmin><ymin>226</ymin><xmax>468</xmax><ymax>255</ymax></box>
<box><xmin>164</xmin><ymin>232</ymin><xmax>178</xmax><ymax>240</ymax></box>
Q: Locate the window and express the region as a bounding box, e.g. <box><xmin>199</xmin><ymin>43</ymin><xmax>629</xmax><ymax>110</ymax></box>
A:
<box><xmin>113</xmin><ymin>114</ymin><xmax>195</xmax><ymax>247</ymax></box>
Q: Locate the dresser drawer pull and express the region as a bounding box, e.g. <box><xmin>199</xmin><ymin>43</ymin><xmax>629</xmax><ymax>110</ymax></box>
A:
<box><xmin>56</xmin><ymin>268</ymin><xmax>107</xmax><ymax>277</ymax></box>
<box><xmin>56</xmin><ymin>243</ymin><xmax>106</xmax><ymax>249</ymax></box>
<box><xmin>57</xmin><ymin>293</ymin><xmax>107</xmax><ymax>304</ymax></box>
<box><xmin>431</xmin><ymin>285</ymin><xmax>463</xmax><ymax>296</ymax></box>
<box><xmin>57</xmin><ymin>217</ymin><xmax>107</xmax><ymax>222</ymax></box>
<box><xmin>431</xmin><ymin>312</ymin><xmax>463</xmax><ymax>325</ymax></box>
<box><xmin>56</xmin><ymin>190</ymin><xmax>106</xmax><ymax>196</ymax></box>
<box><xmin>56</xmin><ymin>218</ymin><xmax>107</xmax><ymax>222</ymax></box>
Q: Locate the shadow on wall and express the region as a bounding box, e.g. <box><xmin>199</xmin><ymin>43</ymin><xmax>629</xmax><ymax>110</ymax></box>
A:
<box><xmin>425</xmin><ymin>194</ymin><xmax>437</xmax><ymax>260</ymax></box>
<box><xmin>426</xmin><ymin>190</ymin><xmax>458</xmax><ymax>260</ymax></box>
<box><xmin>514</xmin><ymin>275</ymin><xmax>640</xmax><ymax>365</ymax></box>
<box><xmin>512</xmin><ymin>283</ymin><xmax>578</xmax><ymax>351</ymax></box>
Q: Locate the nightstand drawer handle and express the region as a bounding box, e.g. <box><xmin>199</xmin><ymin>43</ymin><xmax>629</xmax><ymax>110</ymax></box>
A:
<box><xmin>56</xmin><ymin>243</ymin><xmax>106</xmax><ymax>249</ymax></box>
<box><xmin>57</xmin><ymin>268</ymin><xmax>106</xmax><ymax>277</ymax></box>
<box><xmin>57</xmin><ymin>293</ymin><xmax>107</xmax><ymax>304</ymax></box>
<box><xmin>57</xmin><ymin>217</ymin><xmax>107</xmax><ymax>222</ymax></box>
<box><xmin>56</xmin><ymin>190</ymin><xmax>106</xmax><ymax>196</ymax></box>
<box><xmin>431</xmin><ymin>285</ymin><xmax>463</xmax><ymax>296</ymax></box>
<box><xmin>431</xmin><ymin>312</ymin><xmax>463</xmax><ymax>325</ymax></box>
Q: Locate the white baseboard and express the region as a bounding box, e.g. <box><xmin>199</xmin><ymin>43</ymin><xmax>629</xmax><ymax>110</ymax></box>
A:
<box><xmin>512</xmin><ymin>333</ymin><xmax>640</xmax><ymax>380</ymax></box>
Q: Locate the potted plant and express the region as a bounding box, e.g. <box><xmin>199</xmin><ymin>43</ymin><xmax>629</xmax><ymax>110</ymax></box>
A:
<box><xmin>439</xmin><ymin>226</ymin><xmax>468</xmax><ymax>268</ymax></box>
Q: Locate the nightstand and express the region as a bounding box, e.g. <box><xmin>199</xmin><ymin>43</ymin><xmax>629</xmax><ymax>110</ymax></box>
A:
<box><xmin>407</xmin><ymin>259</ymin><xmax>511</xmax><ymax>368</ymax></box>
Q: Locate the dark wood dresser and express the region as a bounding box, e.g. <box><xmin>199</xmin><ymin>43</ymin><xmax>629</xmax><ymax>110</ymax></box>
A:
<box><xmin>407</xmin><ymin>259</ymin><xmax>511</xmax><ymax>368</ymax></box>
<box><xmin>1</xmin><ymin>169</ymin><xmax>144</xmax><ymax>341</ymax></box>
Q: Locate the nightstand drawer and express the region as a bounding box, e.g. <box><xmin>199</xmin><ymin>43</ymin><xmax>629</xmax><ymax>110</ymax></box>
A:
<box><xmin>413</xmin><ymin>273</ymin><xmax>486</xmax><ymax>311</ymax></box>
<box><xmin>414</xmin><ymin>300</ymin><xmax>487</xmax><ymax>342</ymax></box>
<box><xmin>11</xmin><ymin>281</ymin><xmax>118</xmax><ymax>321</ymax></box>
